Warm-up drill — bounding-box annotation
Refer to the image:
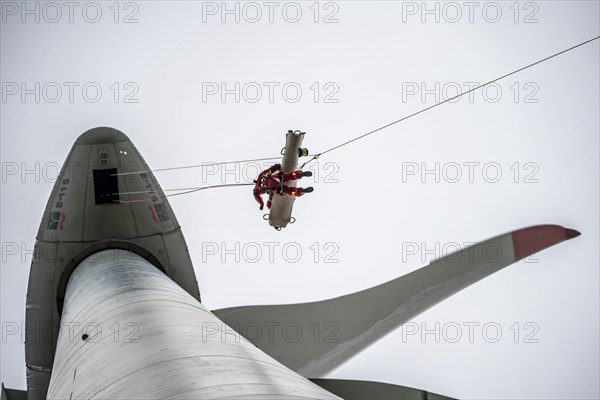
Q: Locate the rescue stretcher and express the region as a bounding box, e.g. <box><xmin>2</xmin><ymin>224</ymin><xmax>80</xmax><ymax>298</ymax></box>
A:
<box><xmin>263</xmin><ymin>130</ymin><xmax>309</xmax><ymax>230</ymax></box>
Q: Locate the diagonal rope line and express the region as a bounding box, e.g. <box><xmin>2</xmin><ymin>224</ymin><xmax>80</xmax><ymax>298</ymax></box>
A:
<box><xmin>114</xmin><ymin>36</ymin><xmax>599</xmax><ymax>196</ymax></box>
<box><xmin>165</xmin><ymin>183</ymin><xmax>255</xmax><ymax>197</ymax></box>
<box><xmin>302</xmin><ymin>35</ymin><xmax>600</xmax><ymax>165</ymax></box>
<box><xmin>112</xmin><ymin>156</ymin><xmax>282</xmax><ymax>176</ymax></box>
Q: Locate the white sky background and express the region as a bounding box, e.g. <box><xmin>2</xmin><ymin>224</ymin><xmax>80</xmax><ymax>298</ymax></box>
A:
<box><xmin>1</xmin><ymin>1</ymin><xmax>599</xmax><ymax>398</ymax></box>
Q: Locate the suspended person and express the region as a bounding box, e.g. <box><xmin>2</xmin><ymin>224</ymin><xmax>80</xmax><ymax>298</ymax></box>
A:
<box><xmin>253</xmin><ymin>163</ymin><xmax>313</xmax><ymax>210</ymax></box>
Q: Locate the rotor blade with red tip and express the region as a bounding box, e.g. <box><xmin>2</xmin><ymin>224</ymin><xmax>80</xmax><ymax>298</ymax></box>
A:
<box><xmin>213</xmin><ymin>225</ymin><xmax>580</xmax><ymax>377</ymax></box>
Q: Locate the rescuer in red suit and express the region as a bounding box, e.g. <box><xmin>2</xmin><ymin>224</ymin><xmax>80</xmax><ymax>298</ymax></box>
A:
<box><xmin>253</xmin><ymin>163</ymin><xmax>313</xmax><ymax>210</ymax></box>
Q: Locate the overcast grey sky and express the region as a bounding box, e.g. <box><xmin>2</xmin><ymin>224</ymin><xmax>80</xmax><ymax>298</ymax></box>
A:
<box><xmin>1</xmin><ymin>1</ymin><xmax>599</xmax><ymax>398</ymax></box>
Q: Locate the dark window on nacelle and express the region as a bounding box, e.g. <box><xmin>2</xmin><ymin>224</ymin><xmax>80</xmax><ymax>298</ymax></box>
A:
<box><xmin>93</xmin><ymin>168</ymin><xmax>119</xmax><ymax>204</ymax></box>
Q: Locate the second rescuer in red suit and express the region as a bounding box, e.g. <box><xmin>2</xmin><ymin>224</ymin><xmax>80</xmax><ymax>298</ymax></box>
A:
<box><xmin>253</xmin><ymin>163</ymin><xmax>313</xmax><ymax>210</ymax></box>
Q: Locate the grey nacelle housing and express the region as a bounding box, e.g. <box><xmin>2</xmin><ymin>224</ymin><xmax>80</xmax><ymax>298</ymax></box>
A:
<box><xmin>24</xmin><ymin>127</ymin><xmax>200</xmax><ymax>400</ymax></box>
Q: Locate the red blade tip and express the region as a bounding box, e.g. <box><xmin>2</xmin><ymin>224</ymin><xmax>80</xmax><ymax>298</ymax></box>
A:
<box><xmin>512</xmin><ymin>225</ymin><xmax>580</xmax><ymax>261</ymax></box>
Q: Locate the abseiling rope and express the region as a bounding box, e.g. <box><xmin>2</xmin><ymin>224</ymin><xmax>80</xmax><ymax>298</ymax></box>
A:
<box><xmin>116</xmin><ymin>36</ymin><xmax>599</xmax><ymax>198</ymax></box>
